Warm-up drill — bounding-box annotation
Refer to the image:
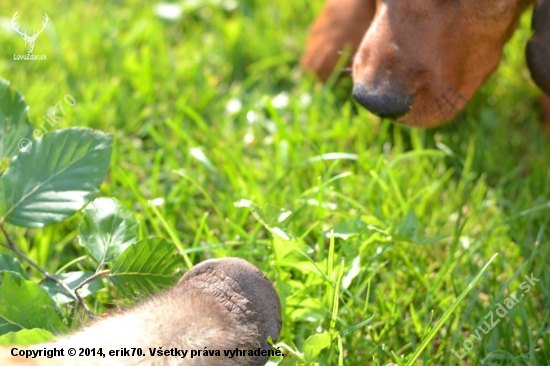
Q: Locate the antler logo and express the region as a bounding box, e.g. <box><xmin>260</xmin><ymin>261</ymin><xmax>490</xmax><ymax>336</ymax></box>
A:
<box><xmin>12</xmin><ymin>11</ymin><xmax>49</xmax><ymax>54</ymax></box>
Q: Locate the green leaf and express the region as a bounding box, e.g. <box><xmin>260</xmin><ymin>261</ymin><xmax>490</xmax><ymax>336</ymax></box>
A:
<box><xmin>272</xmin><ymin>342</ymin><xmax>304</xmax><ymax>366</ymax></box>
<box><xmin>79</xmin><ymin>197</ymin><xmax>139</xmax><ymax>266</ymax></box>
<box><xmin>0</xmin><ymin>271</ymin><xmax>66</xmax><ymax>336</ymax></box>
<box><xmin>0</xmin><ymin>78</ymin><xmax>33</xmax><ymax>161</ymax></box>
<box><xmin>0</xmin><ymin>253</ymin><xmax>27</xmax><ymax>279</ymax></box>
<box><xmin>397</xmin><ymin>210</ymin><xmax>419</xmax><ymax>239</ymax></box>
<box><xmin>110</xmin><ymin>238</ymin><xmax>180</xmax><ymax>298</ymax></box>
<box><xmin>235</xmin><ymin>199</ymin><xmax>292</xmax><ymax>227</ymax></box>
<box><xmin>303</xmin><ymin>333</ymin><xmax>332</xmax><ymax>362</ymax></box>
<box><xmin>0</xmin><ymin>128</ymin><xmax>113</xmax><ymax>227</ymax></box>
<box><xmin>393</xmin><ymin>210</ymin><xmax>445</xmax><ymax>245</ymax></box>
<box><xmin>342</xmin><ymin>256</ymin><xmax>361</xmax><ymax>289</ymax></box>
<box><xmin>42</xmin><ymin>271</ymin><xmax>104</xmax><ymax>306</ymax></box>
<box><xmin>0</xmin><ymin>328</ymin><xmax>54</xmax><ymax>346</ymax></box>
<box><xmin>327</xmin><ymin>219</ymin><xmax>368</xmax><ymax>240</ymax></box>
<box><xmin>341</xmin><ymin>313</ymin><xmax>376</xmax><ymax>336</ymax></box>
<box><xmin>0</xmin><ymin>318</ymin><xmax>21</xmax><ymax>336</ymax></box>
<box><xmin>234</xmin><ymin>199</ymin><xmax>292</xmax><ymax>240</ymax></box>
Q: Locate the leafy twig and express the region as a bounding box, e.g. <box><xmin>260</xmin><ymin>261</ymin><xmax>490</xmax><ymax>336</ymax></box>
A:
<box><xmin>71</xmin><ymin>270</ymin><xmax>110</xmax><ymax>312</ymax></box>
<box><xmin>74</xmin><ymin>269</ymin><xmax>110</xmax><ymax>292</ymax></box>
<box><xmin>0</xmin><ymin>224</ymin><xmax>95</xmax><ymax>319</ymax></box>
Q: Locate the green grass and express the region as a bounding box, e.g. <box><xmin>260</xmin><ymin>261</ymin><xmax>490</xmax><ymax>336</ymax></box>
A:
<box><xmin>1</xmin><ymin>0</ymin><xmax>549</xmax><ymax>364</ymax></box>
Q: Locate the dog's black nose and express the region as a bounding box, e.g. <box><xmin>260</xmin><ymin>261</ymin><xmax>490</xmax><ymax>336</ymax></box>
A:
<box><xmin>352</xmin><ymin>82</ymin><xmax>412</xmax><ymax>119</ymax></box>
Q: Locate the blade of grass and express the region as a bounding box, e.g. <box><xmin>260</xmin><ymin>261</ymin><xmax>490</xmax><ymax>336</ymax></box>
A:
<box><xmin>404</xmin><ymin>252</ymin><xmax>499</xmax><ymax>366</ymax></box>
<box><xmin>148</xmin><ymin>203</ymin><xmax>193</xmax><ymax>270</ymax></box>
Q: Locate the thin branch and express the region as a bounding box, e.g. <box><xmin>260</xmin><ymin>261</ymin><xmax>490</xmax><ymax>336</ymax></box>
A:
<box><xmin>0</xmin><ymin>224</ymin><xmax>95</xmax><ymax>319</ymax></box>
<box><xmin>74</xmin><ymin>270</ymin><xmax>110</xmax><ymax>292</ymax></box>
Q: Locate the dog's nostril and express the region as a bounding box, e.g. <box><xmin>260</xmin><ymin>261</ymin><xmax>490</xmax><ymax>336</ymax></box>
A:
<box><xmin>352</xmin><ymin>82</ymin><xmax>412</xmax><ymax>119</ymax></box>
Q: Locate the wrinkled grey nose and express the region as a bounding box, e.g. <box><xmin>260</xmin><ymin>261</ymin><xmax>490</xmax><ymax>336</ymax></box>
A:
<box><xmin>352</xmin><ymin>82</ymin><xmax>412</xmax><ymax>119</ymax></box>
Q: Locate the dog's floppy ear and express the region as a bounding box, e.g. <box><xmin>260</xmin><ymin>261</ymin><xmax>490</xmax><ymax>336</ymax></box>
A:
<box><xmin>527</xmin><ymin>0</ymin><xmax>550</xmax><ymax>95</ymax></box>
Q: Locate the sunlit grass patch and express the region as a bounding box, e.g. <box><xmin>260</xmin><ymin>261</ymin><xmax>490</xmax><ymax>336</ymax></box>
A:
<box><xmin>0</xmin><ymin>0</ymin><xmax>548</xmax><ymax>364</ymax></box>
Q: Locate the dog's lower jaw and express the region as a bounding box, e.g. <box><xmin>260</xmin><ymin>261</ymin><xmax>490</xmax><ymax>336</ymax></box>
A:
<box><xmin>376</xmin><ymin>82</ymin><xmax>470</xmax><ymax>128</ymax></box>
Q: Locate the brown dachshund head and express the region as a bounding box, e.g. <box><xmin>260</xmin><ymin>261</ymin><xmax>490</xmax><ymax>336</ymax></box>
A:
<box><xmin>352</xmin><ymin>0</ymin><xmax>540</xmax><ymax>127</ymax></box>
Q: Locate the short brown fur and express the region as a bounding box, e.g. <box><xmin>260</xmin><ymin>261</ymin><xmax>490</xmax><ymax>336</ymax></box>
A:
<box><xmin>303</xmin><ymin>0</ymin><xmax>550</xmax><ymax>128</ymax></box>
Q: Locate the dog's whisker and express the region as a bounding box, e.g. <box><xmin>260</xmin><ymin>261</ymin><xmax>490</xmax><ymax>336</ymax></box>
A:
<box><xmin>340</xmin><ymin>67</ymin><xmax>353</xmax><ymax>72</ymax></box>
<box><xmin>422</xmin><ymin>104</ymin><xmax>432</xmax><ymax>127</ymax></box>
<box><xmin>442</xmin><ymin>94</ymin><xmax>466</xmax><ymax>124</ymax></box>
<box><xmin>443</xmin><ymin>88</ymin><xmax>470</xmax><ymax>126</ymax></box>
<box><xmin>412</xmin><ymin>103</ymin><xmax>426</xmax><ymax>127</ymax></box>
<box><xmin>445</xmin><ymin>86</ymin><xmax>468</xmax><ymax>104</ymax></box>
<box><xmin>420</xmin><ymin>105</ymin><xmax>427</xmax><ymax>126</ymax></box>
<box><xmin>434</xmin><ymin>97</ymin><xmax>451</xmax><ymax>123</ymax></box>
